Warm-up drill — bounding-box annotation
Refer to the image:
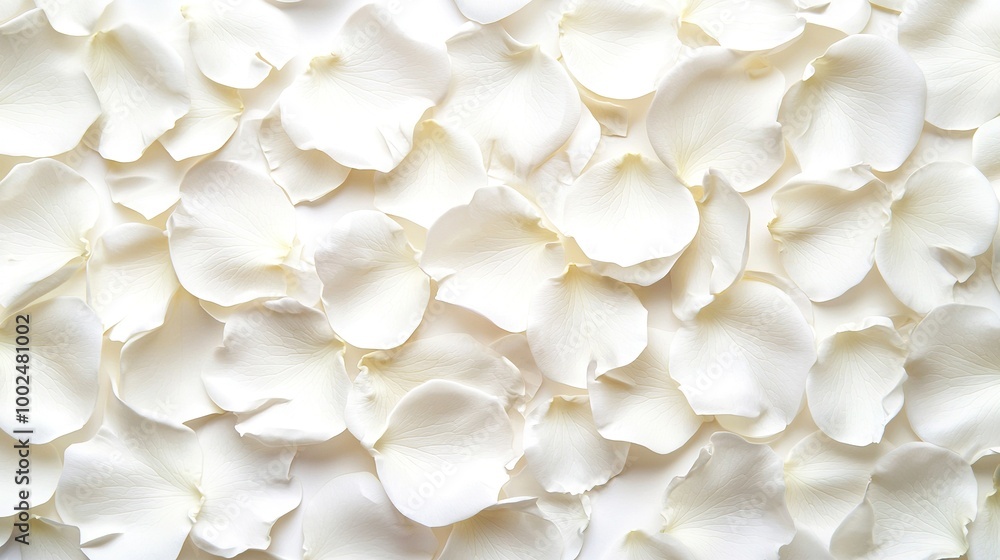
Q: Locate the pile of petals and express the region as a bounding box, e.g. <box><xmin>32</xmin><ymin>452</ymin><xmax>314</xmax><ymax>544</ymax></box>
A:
<box><xmin>2</xmin><ymin>0</ymin><xmax>1000</xmax><ymax>558</ymax></box>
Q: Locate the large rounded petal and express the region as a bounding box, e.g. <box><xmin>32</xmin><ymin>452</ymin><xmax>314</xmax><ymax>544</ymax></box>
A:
<box><xmin>524</xmin><ymin>395</ymin><xmax>630</xmax><ymax>494</ymax></box>
<box><xmin>589</xmin><ymin>329</ymin><xmax>705</xmax><ymax>454</ymax></box>
<box><xmin>681</xmin><ymin>0</ymin><xmax>804</xmax><ymax>50</ymax></box>
<box><xmin>190</xmin><ymin>415</ymin><xmax>299</xmax><ymax>557</ymax></box>
<box><xmin>371</xmin><ymin>380</ymin><xmax>513</xmax><ymax>527</ymax></box>
<box><xmin>559</xmin><ymin>0</ymin><xmax>681</xmax><ymax>99</ymax></box>
<box><xmin>779</xmin><ymin>35</ymin><xmax>926</xmax><ymax>172</ymax></box>
<box><xmin>301</xmin><ymin>472</ymin><xmax>437</xmax><ymax>560</ymax></box>
<box><xmin>437</xmin><ymin>25</ymin><xmax>581</xmax><ymax>178</ymax></box>
<box><xmin>421</xmin><ymin>186</ymin><xmax>565</xmax><ymax>332</ymax></box>
<box><xmin>669</xmin><ymin>277</ymin><xmax>816</xmax><ymax>437</ymax></box>
<box><xmin>526</xmin><ymin>265</ymin><xmax>648</xmax><ymax>388</ymax></box>
<box><xmin>904</xmin><ymin>304</ymin><xmax>1000</xmax><ymax>461</ymax></box>
<box><xmin>647</xmin><ymin>47</ymin><xmax>785</xmax><ymax>192</ymax></box>
<box><xmin>0</xmin><ymin>159</ymin><xmax>98</xmax><ymax>309</ymax></box>
<box><xmin>259</xmin><ymin>105</ymin><xmax>349</xmax><ymax>205</ymax></box>
<box><xmin>182</xmin><ymin>0</ymin><xmax>295</xmax><ymax>89</ymax></box>
<box><xmin>875</xmin><ymin>162</ymin><xmax>999</xmax><ymax>313</ymax></box>
<box><xmin>84</xmin><ymin>24</ymin><xmax>190</xmax><ymax>163</ymax></box>
<box><xmin>279</xmin><ymin>4</ymin><xmax>450</xmax><ymax>172</ymax></box>
<box><xmin>374</xmin><ymin>119</ymin><xmax>488</xmax><ymax>228</ymax></box>
<box><xmin>661</xmin><ymin>432</ymin><xmax>795</xmax><ymax>559</ymax></box>
<box><xmin>56</xmin><ymin>398</ymin><xmax>203</xmax><ymax>560</ymax></box>
<box><xmin>830</xmin><ymin>442</ymin><xmax>977</xmax><ymax>560</ymax></box>
<box><xmin>314</xmin><ymin>211</ymin><xmax>429</xmax><ymax>350</ymax></box>
<box><xmin>555</xmin><ymin>153</ymin><xmax>699</xmax><ymax>268</ymax></box>
<box><xmin>167</xmin><ymin>161</ymin><xmax>297</xmax><ymax>307</ymax></box>
<box><xmin>806</xmin><ymin>317</ymin><xmax>906</xmax><ymax>446</ymax></box>
<box><xmin>968</xmin><ymin>467</ymin><xmax>1000</xmax><ymax>560</ymax></box>
<box><xmin>783</xmin><ymin>432</ymin><xmax>880</xmax><ymax>545</ymax></box>
<box><xmin>345</xmin><ymin>333</ymin><xmax>524</xmax><ymax>445</ymax></box>
<box><xmin>670</xmin><ymin>170</ymin><xmax>750</xmax><ymax>320</ymax></box>
<box><xmin>202</xmin><ymin>298</ymin><xmax>350</xmax><ymax>445</ymax></box>
<box><xmin>898</xmin><ymin>0</ymin><xmax>1000</xmax><ymax>130</ymax></box>
<box><xmin>0</xmin><ymin>10</ymin><xmax>100</xmax><ymax>157</ymax></box>
<box><xmin>87</xmin><ymin>223</ymin><xmax>179</xmax><ymax>343</ymax></box>
<box><xmin>769</xmin><ymin>166</ymin><xmax>891</xmax><ymax>302</ymax></box>
<box><xmin>439</xmin><ymin>498</ymin><xmax>563</xmax><ymax>560</ymax></box>
<box><xmin>0</xmin><ymin>298</ymin><xmax>100</xmax><ymax>443</ymax></box>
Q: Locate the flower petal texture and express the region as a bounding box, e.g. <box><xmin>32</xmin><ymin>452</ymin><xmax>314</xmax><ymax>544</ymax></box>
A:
<box><xmin>968</xmin><ymin>467</ymin><xmax>1000</xmax><ymax>560</ymax></box>
<box><xmin>452</xmin><ymin>0</ymin><xmax>531</xmax><ymax>23</ymax></box>
<box><xmin>526</xmin><ymin>265</ymin><xmax>648</xmax><ymax>388</ymax></box>
<box><xmin>279</xmin><ymin>4</ymin><xmax>450</xmax><ymax>172</ymax></box>
<box><xmin>875</xmin><ymin>162</ymin><xmax>999</xmax><ymax>313</ymax></box>
<box><xmin>669</xmin><ymin>277</ymin><xmax>816</xmax><ymax>437</ymax></box>
<box><xmin>647</xmin><ymin>47</ymin><xmax>785</xmax><ymax>192</ymax></box>
<box><xmin>371</xmin><ymin>379</ymin><xmax>513</xmax><ymax>527</ymax></box>
<box><xmin>38</xmin><ymin>0</ymin><xmax>112</xmax><ymax>36</ymax></box>
<box><xmin>259</xmin><ymin>105</ymin><xmax>349</xmax><ymax>204</ymax></box>
<box><xmin>681</xmin><ymin>0</ymin><xmax>804</xmax><ymax>50</ymax></box>
<box><xmin>779</xmin><ymin>35</ymin><xmax>926</xmax><ymax>172</ymax></box>
<box><xmin>167</xmin><ymin>160</ymin><xmax>297</xmax><ymax>307</ymax></box>
<box><xmin>422</xmin><ymin>185</ymin><xmax>565</xmax><ymax>332</ymax></box>
<box><xmin>315</xmin><ymin>210</ymin><xmax>429</xmax><ymax>350</ymax></box>
<box><xmin>661</xmin><ymin>432</ymin><xmax>795</xmax><ymax>559</ymax></box>
<box><xmin>438</xmin><ymin>498</ymin><xmax>563</xmax><ymax>560</ymax></box>
<box><xmin>158</xmin><ymin>69</ymin><xmax>243</xmax><ymax>161</ymax></box>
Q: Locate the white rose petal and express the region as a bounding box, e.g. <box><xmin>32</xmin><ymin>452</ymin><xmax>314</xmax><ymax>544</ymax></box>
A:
<box><xmin>439</xmin><ymin>498</ymin><xmax>563</xmax><ymax>560</ymax></box>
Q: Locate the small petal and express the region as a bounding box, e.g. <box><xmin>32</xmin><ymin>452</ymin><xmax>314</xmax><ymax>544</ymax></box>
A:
<box><xmin>439</xmin><ymin>498</ymin><xmax>563</xmax><ymax>560</ymax></box>
<box><xmin>259</xmin><ymin>105</ymin><xmax>349</xmax><ymax>204</ymax></box>
<box><xmin>421</xmin><ymin>185</ymin><xmax>565</xmax><ymax>332</ymax></box>
<box><xmin>524</xmin><ymin>395</ymin><xmax>630</xmax><ymax>494</ymax></box>
<box><xmin>526</xmin><ymin>265</ymin><xmax>648</xmax><ymax>388</ymax></box>
<box><xmin>105</xmin><ymin>143</ymin><xmax>189</xmax><ymax>219</ymax></box>
<box><xmin>314</xmin><ymin>211</ymin><xmax>429</xmax><ymax>350</ymax></box>
<box><xmin>301</xmin><ymin>472</ymin><xmax>437</xmax><ymax>560</ymax></box>
<box><xmin>536</xmin><ymin>494</ymin><xmax>592</xmax><ymax>560</ymax></box>
<box><xmin>681</xmin><ymin>0</ymin><xmax>804</xmax><ymax>50</ymax></box>
<box><xmin>372</xmin><ymin>380</ymin><xmax>513</xmax><ymax>527</ymax></box>
<box><xmin>779</xmin><ymin>35</ymin><xmax>926</xmax><ymax>172</ymax></box>
<box><xmin>158</xmin><ymin>66</ymin><xmax>243</xmax><ymax>161</ymax></box>
<box><xmin>647</xmin><ymin>48</ymin><xmax>785</xmax><ymax>192</ymax></box>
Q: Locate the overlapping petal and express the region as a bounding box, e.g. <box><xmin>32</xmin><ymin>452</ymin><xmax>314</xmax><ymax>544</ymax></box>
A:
<box><xmin>0</xmin><ymin>519</ymin><xmax>88</xmax><ymax>560</ymax></box>
<box><xmin>968</xmin><ymin>467</ymin><xmax>1000</xmax><ymax>560</ymax></box>
<box><xmin>314</xmin><ymin>211</ymin><xmax>429</xmax><ymax>350</ymax></box>
<box><xmin>158</xmin><ymin>68</ymin><xmax>243</xmax><ymax>162</ymax></box>
<box><xmin>681</xmin><ymin>0</ymin><xmax>804</xmax><ymax>51</ymax></box>
<box><xmin>0</xmin><ymin>433</ymin><xmax>60</xmax><ymax>516</ymax></box>
<box><xmin>453</xmin><ymin>0</ymin><xmax>531</xmax><ymax>23</ymax></box>
<box><xmin>779</xmin><ymin>35</ymin><xmax>926</xmax><ymax>172</ymax></box>
<box><xmin>647</xmin><ymin>47</ymin><xmax>785</xmax><ymax>192</ymax></box>
<box><xmin>439</xmin><ymin>498</ymin><xmax>563</xmax><ymax>560</ymax></box>
<box><xmin>105</xmin><ymin>143</ymin><xmax>191</xmax><ymax>219</ymax></box>
<box><xmin>37</xmin><ymin>0</ymin><xmax>112</xmax><ymax>36</ymax></box>
<box><xmin>669</xmin><ymin>277</ymin><xmax>816</xmax><ymax>437</ymax></box>
<box><xmin>536</xmin><ymin>494</ymin><xmax>592</xmax><ymax>560</ymax></box>
<box><xmin>258</xmin><ymin>105</ymin><xmax>349</xmax><ymax>204</ymax></box>
<box><xmin>422</xmin><ymin>186</ymin><xmax>565</xmax><ymax>332</ymax></box>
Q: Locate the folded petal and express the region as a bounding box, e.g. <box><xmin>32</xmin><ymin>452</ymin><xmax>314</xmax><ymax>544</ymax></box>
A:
<box><xmin>372</xmin><ymin>379</ymin><xmax>513</xmax><ymax>527</ymax></box>
<box><xmin>105</xmin><ymin>143</ymin><xmax>190</xmax><ymax>219</ymax></box>
<box><xmin>524</xmin><ymin>395</ymin><xmax>630</xmax><ymax>494</ymax></box>
<box><xmin>301</xmin><ymin>472</ymin><xmax>437</xmax><ymax>560</ymax></box>
<box><xmin>662</xmin><ymin>432</ymin><xmax>795</xmax><ymax>559</ymax></box>
<box><xmin>158</xmin><ymin>66</ymin><xmax>242</xmax><ymax>161</ymax></box>
<box><xmin>437</xmin><ymin>25</ymin><xmax>580</xmax><ymax>177</ymax></box>
<box><xmin>4</xmin><ymin>518</ymin><xmax>88</xmax><ymax>560</ymax></box>
<box><xmin>374</xmin><ymin>119</ymin><xmax>488</xmax><ymax>228</ymax></box>
<box><xmin>796</xmin><ymin>0</ymin><xmax>871</xmax><ymax>34</ymax></box>
<box><xmin>119</xmin><ymin>290</ymin><xmax>222</xmax><ymax>423</ymax></box>
<box><xmin>0</xmin><ymin>297</ymin><xmax>100</xmax><ymax>443</ymax></box>
<box><xmin>559</xmin><ymin>0</ymin><xmax>681</xmax><ymax>99</ymax></box>
<box><xmin>973</xmin><ymin>116</ymin><xmax>1000</xmax><ymax>182</ymax></box>
<box><xmin>647</xmin><ymin>47</ymin><xmax>785</xmax><ymax>192</ymax></box>
<box><xmin>590</xmin><ymin>255</ymin><xmax>681</xmax><ymax>287</ymax></box>
<box><xmin>0</xmin><ymin>10</ymin><xmax>101</xmax><ymax>157</ymax></box>
<box><xmin>259</xmin><ymin>105</ymin><xmax>349</xmax><ymax>204</ymax></box>
<box><xmin>345</xmin><ymin>333</ymin><xmax>524</xmax><ymax>445</ymax></box>
<box><xmin>56</xmin><ymin>398</ymin><xmax>203</xmax><ymax>560</ymax></box>
<box><xmin>779</xmin><ymin>529</ymin><xmax>835</xmax><ymax>560</ymax></box>
<box><xmin>898</xmin><ymin>0</ymin><xmax>1000</xmax><ymax>130</ymax></box>
<box><xmin>806</xmin><ymin>317</ymin><xmax>906</xmax><ymax>446</ymax></box>
<box><xmin>182</xmin><ymin>0</ymin><xmax>295</xmax><ymax>89</ymax></box>
<box><xmin>439</xmin><ymin>498</ymin><xmax>563</xmax><ymax>560</ymax></box>
<box><xmin>38</xmin><ymin>0</ymin><xmax>112</xmax><ymax>35</ymax></box>
<box><xmin>536</xmin><ymin>494</ymin><xmax>591</xmax><ymax>560</ymax></box>
<box><xmin>0</xmin><ymin>159</ymin><xmax>98</xmax><ymax>309</ymax></box>
<box><xmin>830</xmin><ymin>442</ymin><xmax>977</xmax><ymax>560</ymax></box>
<box><xmin>669</xmin><ymin>277</ymin><xmax>816</xmax><ymax>437</ymax></box>
<box><xmin>681</xmin><ymin>0</ymin><xmax>804</xmax><ymax>50</ymax></box>
<box><xmin>279</xmin><ymin>4</ymin><xmax>449</xmax><ymax>172</ymax></box>
<box><xmin>85</xmin><ymin>24</ymin><xmax>190</xmax><ymax>163</ymax></box>
<box><xmin>769</xmin><ymin>166</ymin><xmax>890</xmax><ymax>302</ymax></box>
<box><xmin>453</xmin><ymin>0</ymin><xmax>531</xmax><ymax>23</ymax></box>
<box><xmin>167</xmin><ymin>160</ymin><xmax>297</xmax><ymax>307</ymax></box>
<box><xmin>783</xmin><ymin>432</ymin><xmax>880</xmax><ymax>545</ymax></box>
<box><xmin>190</xmin><ymin>415</ymin><xmax>299</xmax><ymax>557</ymax></box>
<box><xmin>589</xmin><ymin>329</ymin><xmax>705</xmax><ymax>454</ymax></box>
<box><xmin>875</xmin><ymin>162</ymin><xmax>999</xmax><ymax>313</ymax></box>
<box><xmin>604</xmin><ymin>530</ymin><xmax>696</xmax><ymax>560</ymax></box>
<box><xmin>779</xmin><ymin>35</ymin><xmax>926</xmax><ymax>172</ymax></box>
<box><xmin>904</xmin><ymin>304</ymin><xmax>1000</xmax><ymax>461</ymax></box>
<box><xmin>968</xmin><ymin>467</ymin><xmax>1000</xmax><ymax>560</ymax></box>
<box><xmin>87</xmin><ymin>223</ymin><xmax>179</xmax><ymax>342</ymax></box>
<box><xmin>315</xmin><ymin>210</ymin><xmax>429</xmax><ymax>349</ymax></box>
<box><xmin>526</xmin><ymin>265</ymin><xmax>648</xmax><ymax>388</ymax></box>
<box><xmin>525</xmin><ymin>107</ymin><xmax>602</xmax><ymax>224</ymax></box>
<box><xmin>555</xmin><ymin>153</ymin><xmax>699</xmax><ymax>268</ymax></box>
<box><xmin>670</xmin><ymin>170</ymin><xmax>750</xmax><ymax>320</ymax></box>
<box><xmin>203</xmin><ymin>298</ymin><xmax>350</xmax><ymax>445</ymax></box>
<box><xmin>421</xmin><ymin>185</ymin><xmax>565</xmax><ymax>332</ymax></box>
